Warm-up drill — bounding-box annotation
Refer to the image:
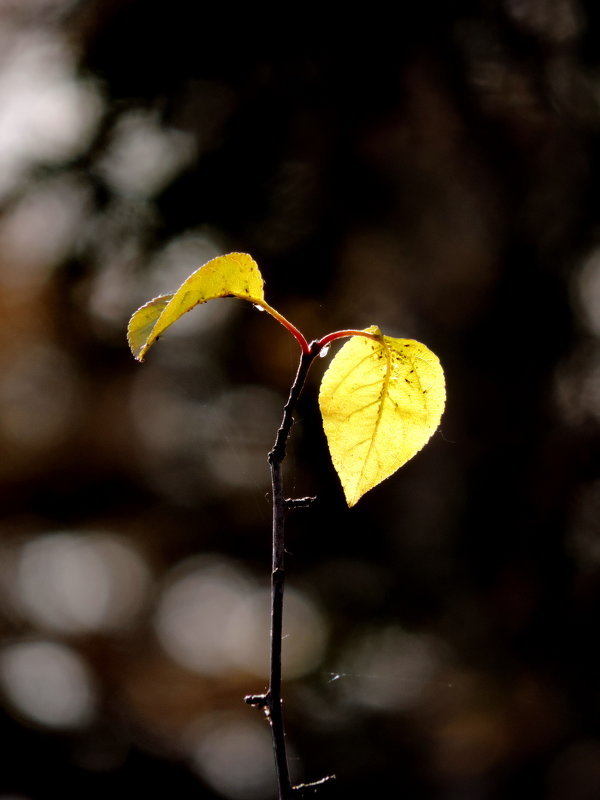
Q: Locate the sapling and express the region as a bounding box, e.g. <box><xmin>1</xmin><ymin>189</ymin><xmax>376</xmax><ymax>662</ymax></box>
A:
<box><xmin>128</xmin><ymin>252</ymin><xmax>445</xmax><ymax>798</ymax></box>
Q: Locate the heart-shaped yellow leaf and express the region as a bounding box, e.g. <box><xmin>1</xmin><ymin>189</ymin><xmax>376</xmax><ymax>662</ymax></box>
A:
<box><xmin>318</xmin><ymin>326</ymin><xmax>445</xmax><ymax>506</ymax></box>
<box><xmin>127</xmin><ymin>252</ymin><xmax>265</xmax><ymax>361</ymax></box>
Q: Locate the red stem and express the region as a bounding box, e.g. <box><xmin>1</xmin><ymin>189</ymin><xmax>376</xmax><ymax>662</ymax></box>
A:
<box><xmin>256</xmin><ymin>301</ymin><xmax>311</xmax><ymax>353</ymax></box>
<box><xmin>314</xmin><ymin>328</ymin><xmax>380</xmax><ymax>351</ymax></box>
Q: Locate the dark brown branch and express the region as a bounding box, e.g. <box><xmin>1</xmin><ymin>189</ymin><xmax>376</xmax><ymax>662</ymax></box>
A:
<box><xmin>266</xmin><ymin>348</ymin><xmax>316</xmax><ymax>799</ymax></box>
<box><xmin>245</xmin><ymin>342</ymin><xmax>334</xmax><ymax>799</ymax></box>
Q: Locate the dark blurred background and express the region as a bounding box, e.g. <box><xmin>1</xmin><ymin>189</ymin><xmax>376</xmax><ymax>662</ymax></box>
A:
<box><xmin>1</xmin><ymin>0</ymin><xmax>599</xmax><ymax>797</ymax></box>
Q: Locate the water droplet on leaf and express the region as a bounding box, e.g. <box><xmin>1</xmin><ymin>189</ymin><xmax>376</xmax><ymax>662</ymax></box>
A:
<box><xmin>319</xmin><ymin>344</ymin><xmax>330</xmax><ymax>358</ymax></box>
<box><xmin>253</xmin><ymin>304</ymin><xmax>265</xmax><ymax>312</ymax></box>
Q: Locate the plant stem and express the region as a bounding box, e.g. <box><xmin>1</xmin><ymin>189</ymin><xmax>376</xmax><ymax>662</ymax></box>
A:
<box><xmin>254</xmin><ymin>300</ymin><xmax>311</xmax><ymax>354</ymax></box>
<box><xmin>315</xmin><ymin>328</ymin><xmax>381</xmax><ymax>350</ymax></box>
<box><xmin>267</xmin><ymin>347</ymin><xmax>316</xmax><ymax>799</ymax></box>
<box><xmin>245</xmin><ymin>342</ymin><xmax>336</xmax><ymax>798</ymax></box>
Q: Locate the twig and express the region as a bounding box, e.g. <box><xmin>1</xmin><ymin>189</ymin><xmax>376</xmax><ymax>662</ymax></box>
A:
<box><xmin>245</xmin><ymin>343</ymin><xmax>334</xmax><ymax>799</ymax></box>
<box><xmin>285</xmin><ymin>496</ymin><xmax>317</xmax><ymax>510</ymax></box>
<box><xmin>268</xmin><ymin>348</ymin><xmax>314</xmax><ymax>798</ymax></box>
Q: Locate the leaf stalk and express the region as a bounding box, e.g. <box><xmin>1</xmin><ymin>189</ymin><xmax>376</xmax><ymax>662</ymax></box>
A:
<box><xmin>315</xmin><ymin>328</ymin><xmax>381</xmax><ymax>350</ymax></box>
<box><xmin>255</xmin><ymin>300</ymin><xmax>311</xmax><ymax>354</ymax></box>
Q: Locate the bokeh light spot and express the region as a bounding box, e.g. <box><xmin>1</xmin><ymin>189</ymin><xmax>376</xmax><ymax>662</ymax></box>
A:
<box><xmin>15</xmin><ymin>531</ymin><xmax>151</xmax><ymax>634</ymax></box>
<box><xmin>0</xmin><ymin>30</ymin><xmax>102</xmax><ymax>198</ymax></box>
<box><xmin>0</xmin><ymin>639</ymin><xmax>95</xmax><ymax>729</ymax></box>
<box><xmin>186</xmin><ymin>712</ymin><xmax>276</xmax><ymax>800</ymax></box>
<box><xmin>155</xmin><ymin>556</ymin><xmax>327</xmax><ymax>680</ymax></box>
<box><xmin>155</xmin><ymin>557</ymin><xmax>256</xmax><ymax>675</ymax></box>
<box><xmin>228</xmin><ymin>586</ymin><xmax>328</xmax><ymax>680</ymax></box>
<box><xmin>576</xmin><ymin>248</ymin><xmax>600</xmax><ymax>337</ymax></box>
<box><xmin>0</xmin><ymin>175</ymin><xmax>90</xmax><ymax>289</ymax></box>
<box><xmin>98</xmin><ymin>110</ymin><xmax>196</xmax><ymax>199</ymax></box>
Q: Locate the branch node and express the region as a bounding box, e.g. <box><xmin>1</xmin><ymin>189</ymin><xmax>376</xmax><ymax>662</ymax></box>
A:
<box><xmin>292</xmin><ymin>775</ymin><xmax>337</xmax><ymax>796</ymax></box>
<box><xmin>284</xmin><ymin>496</ymin><xmax>317</xmax><ymax>510</ymax></box>
<box><xmin>244</xmin><ymin>693</ymin><xmax>269</xmax><ymax>709</ymax></box>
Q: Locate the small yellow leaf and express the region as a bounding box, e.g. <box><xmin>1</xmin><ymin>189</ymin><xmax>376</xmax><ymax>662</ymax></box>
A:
<box><xmin>127</xmin><ymin>252</ymin><xmax>265</xmax><ymax>361</ymax></box>
<box><xmin>319</xmin><ymin>326</ymin><xmax>445</xmax><ymax>506</ymax></box>
<box><xmin>127</xmin><ymin>294</ymin><xmax>173</xmax><ymax>360</ymax></box>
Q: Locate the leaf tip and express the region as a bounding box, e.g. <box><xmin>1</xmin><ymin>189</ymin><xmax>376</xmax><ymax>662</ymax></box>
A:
<box><xmin>343</xmin><ymin>483</ymin><xmax>368</xmax><ymax>508</ymax></box>
<box><xmin>126</xmin><ymin>293</ymin><xmax>173</xmax><ymax>363</ymax></box>
<box><xmin>126</xmin><ymin>317</ymin><xmax>146</xmax><ymax>361</ymax></box>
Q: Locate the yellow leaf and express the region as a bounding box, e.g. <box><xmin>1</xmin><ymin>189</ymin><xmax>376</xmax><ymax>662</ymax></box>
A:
<box><xmin>318</xmin><ymin>326</ymin><xmax>445</xmax><ymax>506</ymax></box>
<box><xmin>127</xmin><ymin>294</ymin><xmax>173</xmax><ymax>361</ymax></box>
<box><xmin>127</xmin><ymin>252</ymin><xmax>265</xmax><ymax>361</ymax></box>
